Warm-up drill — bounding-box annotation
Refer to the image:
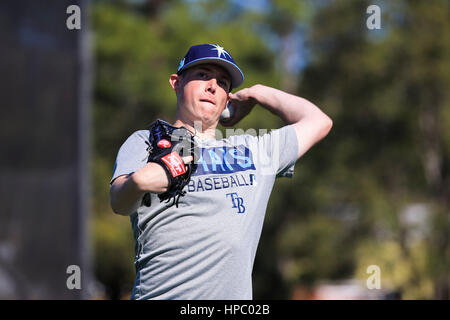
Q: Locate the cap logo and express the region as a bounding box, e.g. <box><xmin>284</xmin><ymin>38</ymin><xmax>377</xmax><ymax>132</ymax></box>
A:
<box><xmin>210</xmin><ymin>44</ymin><xmax>231</xmax><ymax>59</ymax></box>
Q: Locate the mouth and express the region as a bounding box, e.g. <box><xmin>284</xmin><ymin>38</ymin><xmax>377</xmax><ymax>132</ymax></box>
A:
<box><xmin>200</xmin><ymin>99</ymin><xmax>215</xmax><ymax>105</ymax></box>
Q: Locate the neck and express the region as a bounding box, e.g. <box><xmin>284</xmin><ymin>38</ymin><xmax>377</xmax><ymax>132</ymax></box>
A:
<box><xmin>172</xmin><ymin>118</ymin><xmax>217</xmax><ymax>140</ymax></box>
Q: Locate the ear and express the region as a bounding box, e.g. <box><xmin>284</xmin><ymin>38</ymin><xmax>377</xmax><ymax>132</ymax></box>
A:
<box><xmin>226</xmin><ymin>92</ymin><xmax>231</xmax><ymax>105</ymax></box>
<box><xmin>221</xmin><ymin>93</ymin><xmax>231</xmax><ymax>112</ymax></box>
<box><xmin>169</xmin><ymin>74</ymin><xmax>181</xmax><ymax>91</ymax></box>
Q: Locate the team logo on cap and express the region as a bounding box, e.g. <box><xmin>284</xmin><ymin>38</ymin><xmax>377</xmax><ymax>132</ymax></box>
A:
<box><xmin>158</xmin><ymin>139</ymin><xmax>171</xmax><ymax>148</ymax></box>
<box><xmin>210</xmin><ymin>44</ymin><xmax>232</xmax><ymax>59</ymax></box>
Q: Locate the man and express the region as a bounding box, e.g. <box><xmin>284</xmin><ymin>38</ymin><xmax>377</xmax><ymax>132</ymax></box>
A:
<box><xmin>110</xmin><ymin>44</ymin><xmax>332</xmax><ymax>299</ymax></box>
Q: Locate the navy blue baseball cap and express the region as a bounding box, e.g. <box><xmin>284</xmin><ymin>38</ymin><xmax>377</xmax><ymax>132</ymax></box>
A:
<box><xmin>177</xmin><ymin>44</ymin><xmax>244</xmax><ymax>89</ymax></box>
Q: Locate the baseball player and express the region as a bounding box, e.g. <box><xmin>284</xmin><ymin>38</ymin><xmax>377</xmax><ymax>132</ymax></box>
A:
<box><xmin>110</xmin><ymin>44</ymin><xmax>332</xmax><ymax>299</ymax></box>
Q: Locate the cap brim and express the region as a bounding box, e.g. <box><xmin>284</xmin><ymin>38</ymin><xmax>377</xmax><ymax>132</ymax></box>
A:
<box><xmin>178</xmin><ymin>57</ymin><xmax>244</xmax><ymax>89</ymax></box>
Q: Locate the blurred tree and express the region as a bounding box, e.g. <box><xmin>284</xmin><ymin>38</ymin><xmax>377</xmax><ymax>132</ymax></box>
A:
<box><xmin>278</xmin><ymin>0</ymin><xmax>450</xmax><ymax>299</ymax></box>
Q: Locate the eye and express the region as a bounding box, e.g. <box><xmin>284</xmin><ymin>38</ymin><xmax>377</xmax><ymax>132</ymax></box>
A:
<box><xmin>219</xmin><ymin>80</ymin><xmax>230</xmax><ymax>91</ymax></box>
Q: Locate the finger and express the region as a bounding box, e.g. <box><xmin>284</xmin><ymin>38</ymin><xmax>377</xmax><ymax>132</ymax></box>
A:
<box><xmin>229</xmin><ymin>92</ymin><xmax>242</xmax><ymax>100</ymax></box>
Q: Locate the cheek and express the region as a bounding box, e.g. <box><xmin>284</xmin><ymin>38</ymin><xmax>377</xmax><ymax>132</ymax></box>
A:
<box><xmin>184</xmin><ymin>82</ymin><xmax>201</xmax><ymax>100</ymax></box>
<box><xmin>181</xmin><ymin>85</ymin><xmax>196</xmax><ymax>105</ymax></box>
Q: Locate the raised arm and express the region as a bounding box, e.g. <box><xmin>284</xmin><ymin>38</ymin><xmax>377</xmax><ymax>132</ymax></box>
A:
<box><xmin>224</xmin><ymin>84</ymin><xmax>333</xmax><ymax>159</ymax></box>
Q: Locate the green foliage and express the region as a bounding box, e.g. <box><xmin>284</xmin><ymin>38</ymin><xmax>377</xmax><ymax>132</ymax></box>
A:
<box><xmin>277</xmin><ymin>214</ymin><xmax>356</xmax><ymax>285</ymax></box>
<box><xmin>294</xmin><ymin>0</ymin><xmax>450</xmax><ymax>299</ymax></box>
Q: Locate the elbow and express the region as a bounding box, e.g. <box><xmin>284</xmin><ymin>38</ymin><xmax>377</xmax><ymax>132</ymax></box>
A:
<box><xmin>110</xmin><ymin>195</ymin><xmax>123</xmax><ymax>215</ymax></box>
<box><xmin>110</xmin><ymin>200</ymin><xmax>132</xmax><ymax>216</ymax></box>
<box><xmin>109</xmin><ymin>189</ymin><xmax>129</xmax><ymax>216</ymax></box>
<box><xmin>110</xmin><ymin>200</ymin><xmax>120</xmax><ymax>215</ymax></box>
<box><xmin>109</xmin><ymin>186</ymin><xmax>119</xmax><ymax>214</ymax></box>
<box><xmin>318</xmin><ymin>114</ymin><xmax>333</xmax><ymax>140</ymax></box>
<box><xmin>324</xmin><ymin>116</ymin><xmax>333</xmax><ymax>136</ymax></box>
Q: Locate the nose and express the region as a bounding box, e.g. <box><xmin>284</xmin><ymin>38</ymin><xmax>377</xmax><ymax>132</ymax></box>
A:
<box><xmin>206</xmin><ymin>78</ymin><xmax>217</xmax><ymax>94</ymax></box>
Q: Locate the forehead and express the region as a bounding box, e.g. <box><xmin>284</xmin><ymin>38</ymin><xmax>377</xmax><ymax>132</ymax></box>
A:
<box><xmin>187</xmin><ymin>64</ymin><xmax>231</xmax><ymax>80</ymax></box>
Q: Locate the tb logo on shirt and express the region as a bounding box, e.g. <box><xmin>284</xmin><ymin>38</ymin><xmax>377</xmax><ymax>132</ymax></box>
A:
<box><xmin>226</xmin><ymin>193</ymin><xmax>245</xmax><ymax>214</ymax></box>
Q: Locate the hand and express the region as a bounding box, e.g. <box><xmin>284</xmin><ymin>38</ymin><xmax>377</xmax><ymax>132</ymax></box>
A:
<box><xmin>220</xmin><ymin>86</ymin><xmax>258</xmax><ymax>127</ymax></box>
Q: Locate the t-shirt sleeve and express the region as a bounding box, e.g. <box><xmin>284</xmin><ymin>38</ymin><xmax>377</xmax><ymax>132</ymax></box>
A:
<box><xmin>110</xmin><ymin>130</ymin><xmax>149</xmax><ymax>185</ymax></box>
<box><xmin>252</xmin><ymin>124</ymin><xmax>299</xmax><ymax>178</ymax></box>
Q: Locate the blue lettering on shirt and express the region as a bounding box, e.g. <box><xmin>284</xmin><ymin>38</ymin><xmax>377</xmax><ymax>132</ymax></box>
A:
<box><xmin>204</xmin><ymin>178</ymin><xmax>213</xmax><ymax>190</ymax></box>
<box><xmin>193</xmin><ymin>146</ymin><xmax>255</xmax><ymax>176</ymax></box>
<box><xmin>187</xmin><ymin>174</ymin><xmax>256</xmax><ymax>193</ymax></box>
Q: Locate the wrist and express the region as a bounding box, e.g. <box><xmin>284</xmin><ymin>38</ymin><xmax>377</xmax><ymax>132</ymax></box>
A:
<box><xmin>248</xmin><ymin>84</ymin><xmax>264</xmax><ymax>101</ymax></box>
<box><xmin>133</xmin><ymin>162</ymin><xmax>169</xmax><ymax>193</ymax></box>
<box><xmin>249</xmin><ymin>84</ymin><xmax>275</xmax><ymax>110</ymax></box>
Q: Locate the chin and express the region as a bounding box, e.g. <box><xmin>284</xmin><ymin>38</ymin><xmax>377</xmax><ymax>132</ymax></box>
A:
<box><xmin>197</xmin><ymin>114</ymin><xmax>217</xmax><ymax>127</ymax></box>
<box><xmin>195</xmin><ymin>108</ymin><xmax>214</xmax><ymax>119</ymax></box>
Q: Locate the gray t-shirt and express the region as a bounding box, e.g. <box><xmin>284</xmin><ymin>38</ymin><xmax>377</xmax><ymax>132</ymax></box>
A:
<box><xmin>111</xmin><ymin>124</ymin><xmax>299</xmax><ymax>300</ymax></box>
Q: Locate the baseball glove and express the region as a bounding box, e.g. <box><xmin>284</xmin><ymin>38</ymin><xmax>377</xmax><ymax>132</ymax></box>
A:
<box><xmin>142</xmin><ymin>119</ymin><xmax>198</xmax><ymax>208</ymax></box>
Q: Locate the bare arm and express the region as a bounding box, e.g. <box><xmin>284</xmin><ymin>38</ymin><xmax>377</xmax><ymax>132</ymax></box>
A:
<box><xmin>225</xmin><ymin>84</ymin><xmax>333</xmax><ymax>159</ymax></box>
<box><xmin>110</xmin><ymin>154</ymin><xmax>194</xmax><ymax>215</ymax></box>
